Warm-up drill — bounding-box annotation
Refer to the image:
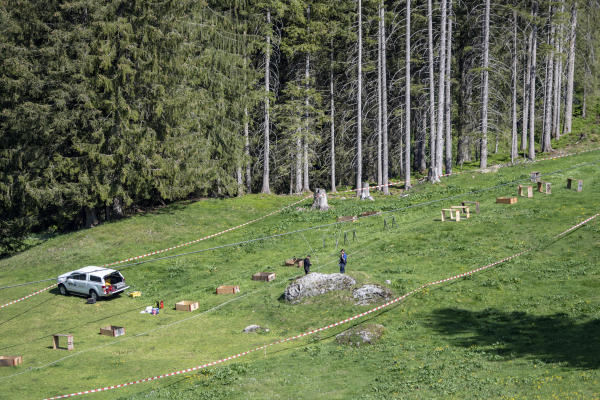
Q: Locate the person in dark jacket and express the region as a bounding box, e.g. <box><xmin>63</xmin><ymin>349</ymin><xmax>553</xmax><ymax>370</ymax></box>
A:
<box><xmin>339</xmin><ymin>249</ymin><xmax>347</xmax><ymax>273</ymax></box>
<box><xmin>303</xmin><ymin>255</ymin><xmax>311</xmax><ymax>274</ymax></box>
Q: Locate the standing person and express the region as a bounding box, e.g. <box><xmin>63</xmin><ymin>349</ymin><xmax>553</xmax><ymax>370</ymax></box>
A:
<box><xmin>303</xmin><ymin>255</ymin><xmax>311</xmax><ymax>275</ymax></box>
<box><xmin>339</xmin><ymin>249</ymin><xmax>347</xmax><ymax>273</ymax></box>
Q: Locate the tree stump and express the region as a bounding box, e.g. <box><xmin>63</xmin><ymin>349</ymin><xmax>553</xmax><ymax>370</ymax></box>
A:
<box><xmin>311</xmin><ymin>188</ymin><xmax>330</xmax><ymax>210</ymax></box>
<box><xmin>360</xmin><ymin>182</ymin><xmax>374</xmax><ymax>201</ymax></box>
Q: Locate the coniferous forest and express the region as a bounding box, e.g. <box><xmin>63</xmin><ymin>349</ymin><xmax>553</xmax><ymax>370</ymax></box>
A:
<box><xmin>1</xmin><ymin>0</ymin><xmax>599</xmax><ymax>255</ymax></box>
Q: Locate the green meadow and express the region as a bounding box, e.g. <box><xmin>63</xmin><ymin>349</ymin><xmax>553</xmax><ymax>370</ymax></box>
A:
<box><xmin>0</xmin><ymin>148</ymin><xmax>599</xmax><ymax>400</ymax></box>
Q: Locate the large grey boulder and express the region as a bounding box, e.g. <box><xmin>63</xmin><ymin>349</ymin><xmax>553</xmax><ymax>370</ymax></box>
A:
<box><xmin>352</xmin><ymin>284</ymin><xmax>393</xmax><ymax>305</ymax></box>
<box><xmin>336</xmin><ymin>324</ymin><xmax>385</xmax><ymax>347</ymax></box>
<box><xmin>284</xmin><ymin>273</ymin><xmax>356</xmax><ymax>304</ymax></box>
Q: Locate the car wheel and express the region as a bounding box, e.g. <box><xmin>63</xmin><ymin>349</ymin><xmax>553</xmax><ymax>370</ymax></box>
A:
<box><xmin>59</xmin><ymin>284</ymin><xmax>68</xmax><ymax>296</ymax></box>
<box><xmin>89</xmin><ymin>290</ymin><xmax>99</xmax><ymax>302</ymax></box>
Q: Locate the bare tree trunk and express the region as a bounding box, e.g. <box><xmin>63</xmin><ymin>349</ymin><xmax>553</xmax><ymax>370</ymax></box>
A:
<box><xmin>522</xmin><ymin>31</ymin><xmax>532</xmax><ymax>154</ymax></box>
<box><xmin>480</xmin><ymin>0</ymin><xmax>490</xmax><ymax>168</ymax></box>
<box><xmin>261</xmin><ymin>9</ymin><xmax>271</xmax><ymax>194</ymax></box>
<box><xmin>356</xmin><ymin>0</ymin><xmax>363</xmax><ymax>196</ymax></box>
<box><xmin>552</xmin><ymin>1</ymin><xmax>563</xmax><ymax>140</ymax></box>
<box><xmin>303</xmin><ymin>141</ymin><xmax>309</xmax><ymax>191</ymax></box>
<box><xmin>303</xmin><ymin>50</ymin><xmax>310</xmax><ymax>192</ymax></box>
<box><xmin>542</xmin><ymin>10</ymin><xmax>555</xmax><ymax>153</ymax></box>
<box><xmin>435</xmin><ymin>0</ymin><xmax>447</xmax><ymax>177</ymax></box>
<box><xmin>511</xmin><ymin>9</ymin><xmax>518</xmax><ymax>163</ymax></box>
<box><xmin>444</xmin><ymin>0</ymin><xmax>453</xmax><ymax>175</ymax></box>
<box><xmin>330</xmin><ymin>42</ymin><xmax>336</xmax><ymax>192</ymax></box>
<box><xmin>529</xmin><ymin>1</ymin><xmax>538</xmax><ymax>160</ymax></box>
<box><xmin>244</xmin><ymin>106</ymin><xmax>251</xmax><ymax>193</ymax></box>
<box><xmin>381</xmin><ymin>1</ymin><xmax>390</xmax><ymax>195</ymax></box>
<box><xmin>427</xmin><ymin>0</ymin><xmax>438</xmax><ymax>182</ymax></box>
<box><xmin>296</xmin><ymin>135</ymin><xmax>302</xmax><ymax>193</ymax></box>
<box><xmin>377</xmin><ymin>1</ymin><xmax>383</xmax><ymax>191</ymax></box>
<box><xmin>405</xmin><ymin>0</ymin><xmax>412</xmax><ymax>189</ymax></box>
<box><xmin>563</xmin><ymin>1</ymin><xmax>577</xmax><ymax>136</ymax></box>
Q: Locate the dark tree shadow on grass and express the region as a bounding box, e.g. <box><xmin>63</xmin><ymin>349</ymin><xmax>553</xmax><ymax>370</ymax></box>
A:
<box><xmin>428</xmin><ymin>308</ymin><xmax>600</xmax><ymax>369</ymax></box>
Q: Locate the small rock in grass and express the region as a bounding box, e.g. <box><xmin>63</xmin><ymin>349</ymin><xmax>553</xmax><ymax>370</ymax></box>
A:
<box><xmin>243</xmin><ymin>325</ymin><xmax>269</xmax><ymax>333</ymax></box>
<box><xmin>352</xmin><ymin>284</ymin><xmax>393</xmax><ymax>305</ymax></box>
<box><xmin>385</xmin><ymin>280</ymin><xmax>391</xmax><ymax>285</ymax></box>
<box><xmin>336</xmin><ymin>324</ymin><xmax>385</xmax><ymax>347</ymax></box>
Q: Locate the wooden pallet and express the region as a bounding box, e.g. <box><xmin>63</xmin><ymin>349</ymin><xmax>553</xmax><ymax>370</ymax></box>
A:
<box><xmin>216</xmin><ymin>285</ymin><xmax>240</xmax><ymax>295</ymax></box>
<box><xmin>252</xmin><ymin>272</ymin><xmax>276</xmax><ymax>282</ymax></box>
<box><xmin>496</xmin><ymin>197</ymin><xmax>517</xmax><ymax>204</ymax></box>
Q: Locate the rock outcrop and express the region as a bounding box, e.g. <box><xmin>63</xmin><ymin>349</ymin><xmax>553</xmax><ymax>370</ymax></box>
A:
<box><xmin>352</xmin><ymin>284</ymin><xmax>393</xmax><ymax>305</ymax></box>
<box><xmin>336</xmin><ymin>324</ymin><xmax>385</xmax><ymax>347</ymax></box>
<box><xmin>284</xmin><ymin>273</ymin><xmax>356</xmax><ymax>304</ymax></box>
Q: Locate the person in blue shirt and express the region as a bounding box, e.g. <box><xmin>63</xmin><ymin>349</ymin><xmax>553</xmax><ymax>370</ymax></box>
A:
<box><xmin>339</xmin><ymin>249</ymin><xmax>347</xmax><ymax>273</ymax></box>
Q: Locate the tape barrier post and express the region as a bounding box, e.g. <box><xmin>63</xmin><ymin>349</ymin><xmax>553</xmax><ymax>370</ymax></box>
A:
<box><xmin>42</xmin><ymin>213</ymin><xmax>598</xmax><ymax>400</ymax></box>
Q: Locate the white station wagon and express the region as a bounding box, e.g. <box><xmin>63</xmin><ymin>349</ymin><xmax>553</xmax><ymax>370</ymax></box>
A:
<box><xmin>57</xmin><ymin>266</ymin><xmax>129</xmax><ymax>301</ymax></box>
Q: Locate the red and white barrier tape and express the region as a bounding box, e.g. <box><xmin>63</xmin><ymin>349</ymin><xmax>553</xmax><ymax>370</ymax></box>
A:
<box><xmin>42</xmin><ymin>213</ymin><xmax>598</xmax><ymax>400</ymax></box>
<box><xmin>0</xmin><ymin>284</ymin><xmax>56</xmax><ymax>309</ymax></box>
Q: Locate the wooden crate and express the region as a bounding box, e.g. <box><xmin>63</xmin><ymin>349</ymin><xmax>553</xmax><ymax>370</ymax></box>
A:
<box><xmin>0</xmin><ymin>356</ymin><xmax>22</xmax><ymax>367</ymax></box>
<box><xmin>518</xmin><ymin>185</ymin><xmax>533</xmax><ymax>198</ymax></box>
<box><xmin>216</xmin><ymin>285</ymin><xmax>240</xmax><ymax>295</ymax></box>
<box><xmin>496</xmin><ymin>197</ymin><xmax>518</xmax><ymax>204</ymax></box>
<box><xmin>567</xmin><ymin>178</ymin><xmax>583</xmax><ymax>191</ymax></box>
<box><xmin>175</xmin><ymin>300</ymin><xmax>199</xmax><ymax>312</ymax></box>
<box><xmin>360</xmin><ymin>211</ymin><xmax>381</xmax><ymax>217</ymax></box>
<box><xmin>337</xmin><ymin>215</ymin><xmax>357</xmax><ymax>223</ymax></box>
<box><xmin>537</xmin><ymin>181</ymin><xmax>552</xmax><ymax>194</ymax></box>
<box><xmin>100</xmin><ymin>325</ymin><xmax>125</xmax><ymax>337</ymax></box>
<box><xmin>284</xmin><ymin>258</ymin><xmax>297</xmax><ymax>266</ymax></box>
<box><xmin>252</xmin><ymin>272</ymin><xmax>276</xmax><ymax>282</ymax></box>
<box><xmin>52</xmin><ymin>334</ymin><xmax>73</xmax><ymax>350</ymax></box>
<box><xmin>441</xmin><ymin>208</ymin><xmax>460</xmax><ymax>222</ymax></box>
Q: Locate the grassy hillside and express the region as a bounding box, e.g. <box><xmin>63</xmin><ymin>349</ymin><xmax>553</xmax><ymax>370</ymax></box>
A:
<box><xmin>0</xmin><ymin>148</ymin><xmax>599</xmax><ymax>400</ymax></box>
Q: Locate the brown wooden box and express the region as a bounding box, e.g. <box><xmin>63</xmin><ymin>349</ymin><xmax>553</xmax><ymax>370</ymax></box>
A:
<box><xmin>52</xmin><ymin>334</ymin><xmax>73</xmax><ymax>350</ymax></box>
<box><xmin>0</xmin><ymin>356</ymin><xmax>22</xmax><ymax>367</ymax></box>
<box><xmin>175</xmin><ymin>300</ymin><xmax>199</xmax><ymax>312</ymax></box>
<box><xmin>496</xmin><ymin>197</ymin><xmax>518</xmax><ymax>204</ymax></box>
<box><xmin>337</xmin><ymin>215</ymin><xmax>357</xmax><ymax>223</ymax></box>
<box><xmin>216</xmin><ymin>285</ymin><xmax>240</xmax><ymax>295</ymax></box>
<box><xmin>100</xmin><ymin>325</ymin><xmax>125</xmax><ymax>337</ymax></box>
<box><xmin>567</xmin><ymin>178</ymin><xmax>583</xmax><ymax>191</ymax></box>
<box><xmin>284</xmin><ymin>258</ymin><xmax>297</xmax><ymax>266</ymax></box>
<box><xmin>360</xmin><ymin>211</ymin><xmax>381</xmax><ymax>217</ymax></box>
<box><xmin>537</xmin><ymin>181</ymin><xmax>552</xmax><ymax>194</ymax></box>
<box><xmin>252</xmin><ymin>272</ymin><xmax>276</xmax><ymax>282</ymax></box>
<box><xmin>518</xmin><ymin>185</ymin><xmax>533</xmax><ymax>198</ymax></box>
